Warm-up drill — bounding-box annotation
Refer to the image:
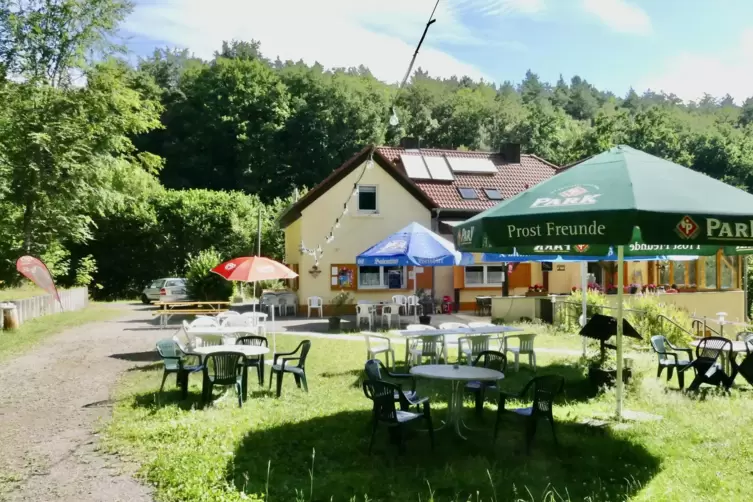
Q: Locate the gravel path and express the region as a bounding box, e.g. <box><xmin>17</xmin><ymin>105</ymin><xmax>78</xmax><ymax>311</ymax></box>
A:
<box><xmin>0</xmin><ymin>304</ymin><xmax>162</xmax><ymax>502</ymax></box>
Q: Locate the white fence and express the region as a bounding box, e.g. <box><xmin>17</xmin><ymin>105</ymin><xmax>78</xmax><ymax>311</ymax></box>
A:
<box><xmin>9</xmin><ymin>287</ymin><xmax>89</xmax><ymax>326</ymax></box>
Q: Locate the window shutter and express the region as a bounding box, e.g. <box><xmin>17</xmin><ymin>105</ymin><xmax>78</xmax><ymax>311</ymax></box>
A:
<box><xmin>508</xmin><ymin>263</ymin><xmax>531</xmax><ymax>289</ymax></box>
<box><xmin>453</xmin><ymin>266</ymin><xmax>465</xmax><ymax>289</ymax></box>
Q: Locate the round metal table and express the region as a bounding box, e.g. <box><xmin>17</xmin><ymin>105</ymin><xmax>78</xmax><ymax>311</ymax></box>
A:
<box><xmin>410</xmin><ymin>364</ymin><xmax>504</xmax><ymax>439</ymax></box>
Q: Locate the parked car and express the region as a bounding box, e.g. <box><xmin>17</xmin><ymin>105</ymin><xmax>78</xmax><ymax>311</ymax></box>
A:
<box><xmin>141</xmin><ymin>278</ymin><xmax>188</xmax><ymax>304</ymax></box>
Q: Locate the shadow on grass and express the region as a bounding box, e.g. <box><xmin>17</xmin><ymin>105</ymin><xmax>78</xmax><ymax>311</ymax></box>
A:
<box><xmin>109</xmin><ymin>351</ymin><xmax>161</xmax><ymax>362</ymax></box>
<box><xmin>127</xmin><ymin>362</ymin><xmax>163</xmax><ymax>372</ymax></box>
<box><xmin>226</xmin><ymin>408</ymin><xmax>660</xmax><ymax>501</ymax></box>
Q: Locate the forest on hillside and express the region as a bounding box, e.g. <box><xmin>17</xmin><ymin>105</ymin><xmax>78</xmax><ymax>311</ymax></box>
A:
<box><xmin>3</xmin><ymin>0</ymin><xmax>753</xmax><ymax>298</ymax></box>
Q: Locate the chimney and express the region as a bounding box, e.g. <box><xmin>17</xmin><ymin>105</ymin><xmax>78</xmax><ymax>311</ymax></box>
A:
<box><xmin>501</xmin><ymin>143</ymin><xmax>521</xmax><ymax>164</ymax></box>
<box><xmin>400</xmin><ymin>137</ymin><xmax>421</xmax><ymax>150</ymax></box>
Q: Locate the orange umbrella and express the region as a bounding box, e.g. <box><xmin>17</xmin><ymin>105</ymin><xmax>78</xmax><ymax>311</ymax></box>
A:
<box><xmin>211</xmin><ymin>257</ymin><xmax>298</xmax><ymax>352</ymax></box>
<box><xmin>211</xmin><ymin>256</ymin><xmax>297</xmax><ymax>282</ymax></box>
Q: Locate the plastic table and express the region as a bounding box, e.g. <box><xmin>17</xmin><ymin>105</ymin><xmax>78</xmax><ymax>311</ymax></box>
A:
<box><xmin>410</xmin><ymin>364</ymin><xmax>504</xmax><ymax>439</ymax></box>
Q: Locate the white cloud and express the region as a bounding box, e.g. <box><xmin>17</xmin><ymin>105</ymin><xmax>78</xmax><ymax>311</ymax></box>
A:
<box><xmin>640</xmin><ymin>28</ymin><xmax>753</xmax><ymax>104</ymax></box>
<box><xmin>580</xmin><ymin>0</ymin><xmax>651</xmax><ymax>35</ymax></box>
<box><xmin>454</xmin><ymin>0</ymin><xmax>546</xmax><ymax>16</ymax></box>
<box><xmin>124</xmin><ymin>0</ymin><xmax>498</xmax><ymax>84</ymax></box>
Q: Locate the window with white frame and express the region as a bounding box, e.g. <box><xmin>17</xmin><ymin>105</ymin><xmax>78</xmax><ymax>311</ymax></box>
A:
<box><xmin>358</xmin><ymin>185</ymin><xmax>378</xmax><ymax>213</ymax></box>
<box><xmin>464</xmin><ymin>265</ymin><xmax>504</xmax><ymax>286</ymax></box>
<box><xmin>358</xmin><ymin>265</ymin><xmax>406</xmax><ymax>289</ymax></box>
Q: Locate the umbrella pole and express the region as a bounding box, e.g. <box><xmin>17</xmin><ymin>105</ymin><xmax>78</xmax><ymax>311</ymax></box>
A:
<box><xmin>581</xmin><ymin>261</ymin><xmax>588</xmax><ymax>356</ymax></box>
<box><xmin>615</xmin><ymin>245</ymin><xmax>625</xmax><ymax>419</ymax></box>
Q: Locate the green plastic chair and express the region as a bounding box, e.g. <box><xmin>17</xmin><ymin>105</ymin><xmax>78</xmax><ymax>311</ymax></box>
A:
<box><xmin>202</xmin><ymin>352</ymin><xmax>245</xmax><ymax>407</ymax></box>
<box><xmin>155</xmin><ymin>339</ymin><xmax>203</xmax><ymax>402</ymax></box>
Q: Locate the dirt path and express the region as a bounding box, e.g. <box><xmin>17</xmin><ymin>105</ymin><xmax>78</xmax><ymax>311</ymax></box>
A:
<box><xmin>0</xmin><ymin>304</ymin><xmax>163</xmax><ymax>502</ymax></box>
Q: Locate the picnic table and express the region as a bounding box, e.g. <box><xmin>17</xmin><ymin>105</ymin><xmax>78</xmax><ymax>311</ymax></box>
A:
<box><xmin>395</xmin><ymin>325</ymin><xmax>522</xmax><ymax>365</ymax></box>
<box><xmin>153</xmin><ymin>301</ymin><xmax>231</xmax><ymax>329</ymax></box>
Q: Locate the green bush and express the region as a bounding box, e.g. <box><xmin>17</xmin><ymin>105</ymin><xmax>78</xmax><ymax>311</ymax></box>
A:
<box><xmin>626</xmin><ymin>295</ymin><xmax>693</xmax><ymax>346</ymax></box>
<box><xmin>556</xmin><ymin>290</ymin><xmax>609</xmax><ymax>332</ymax></box>
<box><xmin>185</xmin><ymin>249</ymin><xmax>233</xmax><ymax>301</ymax></box>
<box><xmin>67</xmin><ymin>188</ymin><xmax>294</xmax><ymax>300</ymax></box>
<box><xmin>556</xmin><ymin>291</ymin><xmax>693</xmax><ymax>347</ymax></box>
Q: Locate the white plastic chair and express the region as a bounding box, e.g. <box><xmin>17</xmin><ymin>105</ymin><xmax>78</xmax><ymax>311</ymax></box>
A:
<box><xmin>409</xmin><ymin>335</ymin><xmax>442</xmax><ymax>365</ymax></box>
<box><xmin>365</xmin><ymin>334</ymin><xmax>395</xmax><ymax>369</ymax></box>
<box><xmin>356</xmin><ymin>304</ymin><xmax>374</xmax><ymax>331</ymax></box>
<box><xmin>503</xmin><ymin>334</ymin><xmax>537</xmax><ymax>372</ymax></box>
<box><xmin>468</xmin><ymin>321</ymin><xmax>501</xmax><ymax>349</ymax></box>
<box><xmin>189</xmin><ymin>317</ymin><xmax>219</xmax><ymax>329</ymax></box>
<box><xmin>438</xmin><ymin>322</ymin><xmax>469</xmax><ymax>362</ymax></box>
<box><xmin>405</xmin><ymin>324</ymin><xmax>437</xmax><ymax>332</ymax></box>
<box><xmin>217</xmin><ymin>311</ymin><xmax>240</xmax><ymax>320</ymax></box>
<box><xmin>458</xmin><ymin>335</ymin><xmax>491</xmax><ymax>365</ymax></box>
<box><xmin>391</xmin><ymin>295</ymin><xmax>408</xmax><ymax>315</ymax></box>
<box><xmin>406</xmin><ymin>295</ymin><xmax>422</xmax><ymax>316</ymax></box>
<box><xmin>263</xmin><ymin>296</ymin><xmax>281</xmax><ymax>317</ymax></box>
<box><xmin>222</xmin><ymin>316</ymin><xmax>254</xmax><ymax>328</ymax></box>
<box><xmin>307</xmin><ymin>296</ymin><xmax>323</xmax><ymax>318</ymax></box>
<box><xmin>242</xmin><ymin>312</ymin><xmax>268</xmax><ymax>336</ymax></box>
<box><xmin>194</xmin><ymin>334</ymin><xmax>225</xmax><ymax>347</ymax></box>
<box><xmin>381</xmin><ymin>304</ymin><xmax>400</xmax><ymax>329</ymax></box>
<box><xmin>278</xmin><ymin>297</ymin><xmax>296</xmax><ymax>316</ymax></box>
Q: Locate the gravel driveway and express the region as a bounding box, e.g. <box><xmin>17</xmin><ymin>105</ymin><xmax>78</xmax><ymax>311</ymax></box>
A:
<box><xmin>0</xmin><ymin>304</ymin><xmax>164</xmax><ymax>502</ymax></box>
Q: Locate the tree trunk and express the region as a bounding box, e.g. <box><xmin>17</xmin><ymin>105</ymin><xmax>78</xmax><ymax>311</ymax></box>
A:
<box><xmin>22</xmin><ymin>196</ymin><xmax>34</xmax><ymax>254</ymax></box>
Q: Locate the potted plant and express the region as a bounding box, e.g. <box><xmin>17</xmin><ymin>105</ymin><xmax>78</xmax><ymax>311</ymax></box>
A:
<box><xmin>328</xmin><ymin>291</ymin><xmax>353</xmax><ymax>332</ymax></box>
<box><xmin>606</xmin><ymin>284</ymin><xmax>617</xmax><ymax>295</ymax></box>
<box><xmin>585</xmin><ymin>345</ymin><xmax>633</xmax><ymax>388</ymax></box>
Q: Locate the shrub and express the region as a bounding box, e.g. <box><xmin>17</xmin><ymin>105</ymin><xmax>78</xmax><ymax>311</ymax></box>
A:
<box><xmin>185</xmin><ymin>249</ymin><xmax>233</xmax><ymax>301</ymax></box>
<box><xmin>626</xmin><ymin>294</ymin><xmax>693</xmax><ymax>346</ymax></box>
<box><xmin>330</xmin><ymin>291</ymin><xmax>353</xmax><ymax>317</ymax></box>
<box><xmin>556</xmin><ymin>290</ymin><xmax>609</xmax><ymax>332</ymax></box>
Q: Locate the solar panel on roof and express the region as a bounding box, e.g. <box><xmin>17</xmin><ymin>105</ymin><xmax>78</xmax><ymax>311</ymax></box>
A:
<box><xmin>424</xmin><ymin>156</ymin><xmax>454</xmax><ymax>181</ymax></box>
<box><xmin>400</xmin><ymin>154</ymin><xmax>431</xmax><ymax>179</ymax></box>
<box><xmin>446</xmin><ymin>157</ymin><xmax>497</xmax><ymax>174</ymax></box>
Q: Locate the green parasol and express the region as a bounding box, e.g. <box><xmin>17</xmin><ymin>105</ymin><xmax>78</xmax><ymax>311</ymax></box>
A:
<box><xmin>453</xmin><ymin>145</ymin><xmax>753</xmax><ymax>418</ymax></box>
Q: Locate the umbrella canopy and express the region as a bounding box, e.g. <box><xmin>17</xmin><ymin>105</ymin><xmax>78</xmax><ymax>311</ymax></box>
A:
<box><xmin>456</xmin><ymin>145</ymin><xmax>753</xmax><ymax>250</ymax></box>
<box><xmin>211</xmin><ymin>256</ymin><xmax>298</xmax><ymax>282</ymax></box>
<box><xmin>453</xmin><ymin>145</ymin><xmax>753</xmax><ymax>419</ymax></box>
<box><xmin>357</xmin><ymin>222</ymin><xmax>461</xmax><ymax>267</ymax></box>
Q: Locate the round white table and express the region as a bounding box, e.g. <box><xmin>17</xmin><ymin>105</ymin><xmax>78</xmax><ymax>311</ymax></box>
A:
<box><xmin>410</xmin><ymin>364</ymin><xmax>504</xmax><ymax>439</ymax></box>
<box><xmin>189</xmin><ymin>345</ymin><xmax>269</xmax><ymax>357</ymax></box>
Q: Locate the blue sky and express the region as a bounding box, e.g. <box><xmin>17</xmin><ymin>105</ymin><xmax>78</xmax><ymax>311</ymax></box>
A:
<box><xmin>123</xmin><ymin>0</ymin><xmax>753</xmax><ymax>103</ymax></box>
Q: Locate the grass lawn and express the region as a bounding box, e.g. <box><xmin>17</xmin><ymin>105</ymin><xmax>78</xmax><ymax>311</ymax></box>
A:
<box><xmin>0</xmin><ymin>303</ymin><xmax>123</xmax><ymax>361</ymax></box>
<box><xmin>0</xmin><ymin>284</ymin><xmax>47</xmax><ymax>302</ymax></box>
<box><xmin>104</xmin><ymin>335</ymin><xmax>753</xmax><ymax>502</ymax></box>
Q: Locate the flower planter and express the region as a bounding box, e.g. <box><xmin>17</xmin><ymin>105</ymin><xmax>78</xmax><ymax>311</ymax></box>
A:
<box><xmin>588</xmin><ymin>366</ymin><xmax>632</xmax><ymax>387</ymax></box>
<box><xmin>328</xmin><ymin>317</ymin><xmax>341</xmax><ymax>332</ymax></box>
<box><xmin>525</xmin><ymin>291</ymin><xmax>548</xmax><ymax>297</ymax></box>
<box><xmin>419</xmin><ymin>315</ymin><xmax>432</xmax><ymax>325</ymax></box>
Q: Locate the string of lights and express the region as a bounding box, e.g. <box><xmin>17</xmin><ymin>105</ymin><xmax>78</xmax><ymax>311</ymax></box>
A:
<box><xmin>299</xmin><ymin>150</ymin><xmax>375</xmax><ymax>266</ymax></box>
<box><xmin>298</xmin><ymin>0</ymin><xmax>439</xmax><ymax>268</ymax></box>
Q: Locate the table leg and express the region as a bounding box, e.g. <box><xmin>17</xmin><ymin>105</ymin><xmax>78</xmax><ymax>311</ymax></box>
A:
<box><xmin>449</xmin><ymin>380</ymin><xmax>467</xmax><ymax>440</ymax></box>
<box><xmin>242</xmin><ymin>366</ymin><xmax>249</xmax><ymax>401</ymax></box>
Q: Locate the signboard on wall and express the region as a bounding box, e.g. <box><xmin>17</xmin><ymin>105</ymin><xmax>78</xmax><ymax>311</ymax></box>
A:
<box><xmin>556</xmin><ymin>264</ymin><xmax>566</xmax><ymax>271</ymax></box>
<box><xmin>541</xmin><ymin>262</ymin><xmax>553</xmax><ymax>272</ymax></box>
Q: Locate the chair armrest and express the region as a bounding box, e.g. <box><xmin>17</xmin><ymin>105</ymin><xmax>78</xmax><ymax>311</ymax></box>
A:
<box><xmin>280</xmin><ymin>357</ymin><xmax>301</xmax><ymax>369</ymax></box>
<box><xmin>369</xmin><ymin>334</ymin><xmax>391</xmax><ymax>347</ymax></box>
<box><xmin>272</xmin><ymin>349</ymin><xmax>298</xmax><ymax>362</ymax></box>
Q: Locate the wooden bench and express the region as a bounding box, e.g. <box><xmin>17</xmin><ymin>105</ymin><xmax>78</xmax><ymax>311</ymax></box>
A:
<box><xmin>153</xmin><ymin>301</ymin><xmax>231</xmax><ymax>329</ymax></box>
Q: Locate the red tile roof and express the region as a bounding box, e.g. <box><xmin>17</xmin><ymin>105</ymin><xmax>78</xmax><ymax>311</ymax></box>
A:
<box><xmin>376</xmin><ymin>147</ymin><xmax>559</xmax><ymax>211</ymax></box>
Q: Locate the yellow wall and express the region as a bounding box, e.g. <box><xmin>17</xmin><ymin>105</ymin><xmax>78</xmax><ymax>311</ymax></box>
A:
<box><xmin>287</xmin><ymin>160</ymin><xmax>432</xmax><ymax>306</ymax></box>
<box><xmin>600</xmin><ymin>291</ymin><xmax>746</xmax><ymax>323</ymax></box>
<box><xmin>490</xmin><ymin>296</ymin><xmax>538</xmax><ymax>320</ymax></box>
<box><xmin>284</xmin><ymin>218</ymin><xmax>301</xmax><ymax>265</ymax></box>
